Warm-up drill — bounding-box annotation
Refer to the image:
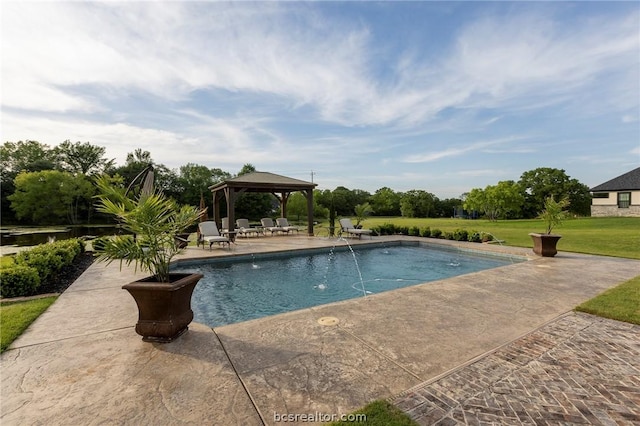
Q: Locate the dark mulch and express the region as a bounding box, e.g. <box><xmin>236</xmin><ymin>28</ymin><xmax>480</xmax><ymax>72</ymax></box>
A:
<box><xmin>37</xmin><ymin>252</ymin><xmax>96</xmax><ymax>295</ymax></box>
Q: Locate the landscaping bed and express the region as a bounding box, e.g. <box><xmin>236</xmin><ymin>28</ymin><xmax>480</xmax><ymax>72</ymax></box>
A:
<box><xmin>36</xmin><ymin>251</ymin><xmax>95</xmax><ymax>295</ymax></box>
<box><xmin>1</xmin><ymin>240</ymin><xmax>95</xmax><ymax>300</ymax></box>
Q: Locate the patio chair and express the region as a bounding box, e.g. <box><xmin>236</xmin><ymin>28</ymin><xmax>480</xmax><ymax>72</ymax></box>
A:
<box><xmin>276</xmin><ymin>218</ymin><xmax>300</xmax><ymax>234</ymax></box>
<box><xmin>236</xmin><ymin>218</ymin><xmax>261</xmax><ymax>238</ymax></box>
<box><xmin>197</xmin><ymin>221</ymin><xmax>230</xmax><ymax>250</ymax></box>
<box><xmin>339</xmin><ymin>218</ymin><xmax>372</xmax><ymax>239</ymax></box>
<box><xmin>261</xmin><ymin>218</ymin><xmax>286</xmax><ymax>236</ymax></box>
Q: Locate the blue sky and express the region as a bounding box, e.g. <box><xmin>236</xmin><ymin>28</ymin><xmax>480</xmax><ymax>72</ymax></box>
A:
<box><xmin>2</xmin><ymin>1</ymin><xmax>639</xmax><ymax>198</ymax></box>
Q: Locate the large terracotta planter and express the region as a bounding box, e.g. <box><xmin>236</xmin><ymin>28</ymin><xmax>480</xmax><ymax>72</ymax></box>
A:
<box><xmin>529</xmin><ymin>233</ymin><xmax>562</xmax><ymax>257</ymax></box>
<box><xmin>122</xmin><ymin>273</ymin><xmax>203</xmax><ymax>343</ymax></box>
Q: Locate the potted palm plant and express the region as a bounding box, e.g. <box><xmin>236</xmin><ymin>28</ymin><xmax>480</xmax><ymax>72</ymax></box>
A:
<box><xmin>353</xmin><ymin>202</ymin><xmax>373</xmax><ymax>229</ymax></box>
<box><xmin>94</xmin><ymin>176</ymin><xmax>206</xmax><ymax>342</ymax></box>
<box><xmin>529</xmin><ymin>196</ymin><xmax>570</xmax><ymax>257</ymax></box>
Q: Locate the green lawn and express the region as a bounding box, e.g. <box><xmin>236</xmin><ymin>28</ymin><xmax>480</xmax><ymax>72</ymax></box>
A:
<box><xmin>351</xmin><ymin>216</ymin><xmax>640</xmax><ymax>259</ymax></box>
<box><xmin>1</xmin><ymin>296</ymin><xmax>57</xmax><ymax>352</ymax></box>
<box><xmin>328</xmin><ymin>400</ymin><xmax>418</xmax><ymax>426</ymax></box>
<box><xmin>576</xmin><ymin>275</ymin><xmax>640</xmax><ymax>325</ymax></box>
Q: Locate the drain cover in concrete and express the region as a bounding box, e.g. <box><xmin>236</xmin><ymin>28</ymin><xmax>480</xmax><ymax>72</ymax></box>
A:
<box><xmin>317</xmin><ymin>317</ymin><xmax>339</xmax><ymax>326</ymax></box>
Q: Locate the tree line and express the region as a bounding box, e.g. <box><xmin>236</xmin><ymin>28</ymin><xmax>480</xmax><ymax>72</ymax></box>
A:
<box><xmin>1</xmin><ymin>140</ymin><xmax>591</xmax><ymax>226</ymax></box>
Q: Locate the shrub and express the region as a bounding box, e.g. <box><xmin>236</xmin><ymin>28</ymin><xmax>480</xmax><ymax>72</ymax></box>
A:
<box><xmin>453</xmin><ymin>229</ymin><xmax>468</xmax><ymax>241</ymax></box>
<box><xmin>444</xmin><ymin>231</ymin><xmax>454</xmax><ymax>240</ymax></box>
<box><xmin>13</xmin><ymin>239</ymin><xmax>83</xmax><ymax>283</ymax></box>
<box><xmin>373</xmin><ymin>223</ymin><xmax>393</xmax><ymax>236</ymax></box>
<box><xmin>14</xmin><ymin>251</ymin><xmax>61</xmax><ymax>282</ymax></box>
<box><xmin>396</xmin><ymin>226</ymin><xmax>409</xmax><ymax>235</ymax></box>
<box><xmin>481</xmin><ymin>233</ymin><xmax>494</xmax><ymax>243</ymax></box>
<box><xmin>420</xmin><ymin>227</ymin><xmax>431</xmax><ymax>238</ymax></box>
<box><xmin>468</xmin><ymin>231</ymin><xmax>482</xmax><ymax>243</ymax></box>
<box><xmin>408</xmin><ymin>226</ymin><xmax>420</xmax><ymax>236</ymax></box>
<box><xmin>431</xmin><ymin>228</ymin><xmax>442</xmax><ymax>238</ymax></box>
<box><xmin>0</xmin><ymin>266</ymin><xmax>41</xmax><ymax>298</ymax></box>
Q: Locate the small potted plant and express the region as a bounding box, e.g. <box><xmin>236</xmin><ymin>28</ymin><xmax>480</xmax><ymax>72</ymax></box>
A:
<box><xmin>529</xmin><ymin>196</ymin><xmax>570</xmax><ymax>257</ymax></box>
<box><xmin>94</xmin><ymin>176</ymin><xmax>206</xmax><ymax>342</ymax></box>
<box><xmin>353</xmin><ymin>202</ymin><xmax>373</xmax><ymax>229</ymax></box>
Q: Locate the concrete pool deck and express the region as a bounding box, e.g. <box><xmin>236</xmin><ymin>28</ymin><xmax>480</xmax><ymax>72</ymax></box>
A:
<box><xmin>1</xmin><ymin>235</ymin><xmax>639</xmax><ymax>425</ymax></box>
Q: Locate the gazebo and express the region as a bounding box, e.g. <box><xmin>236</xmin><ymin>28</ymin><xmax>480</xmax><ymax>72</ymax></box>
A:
<box><xmin>208</xmin><ymin>171</ymin><xmax>318</xmax><ymax>236</ymax></box>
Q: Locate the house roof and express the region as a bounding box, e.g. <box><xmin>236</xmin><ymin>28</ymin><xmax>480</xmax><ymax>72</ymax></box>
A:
<box><xmin>208</xmin><ymin>171</ymin><xmax>316</xmax><ymax>193</ymax></box>
<box><xmin>590</xmin><ymin>167</ymin><xmax>640</xmax><ymax>192</ymax></box>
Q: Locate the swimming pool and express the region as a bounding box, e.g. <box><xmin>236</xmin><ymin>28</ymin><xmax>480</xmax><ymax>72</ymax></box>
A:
<box><xmin>172</xmin><ymin>242</ymin><xmax>519</xmax><ymax>328</ymax></box>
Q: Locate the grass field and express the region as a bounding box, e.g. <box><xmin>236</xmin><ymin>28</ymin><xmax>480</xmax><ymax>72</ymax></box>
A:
<box><xmin>347</xmin><ymin>216</ymin><xmax>640</xmax><ymax>259</ymax></box>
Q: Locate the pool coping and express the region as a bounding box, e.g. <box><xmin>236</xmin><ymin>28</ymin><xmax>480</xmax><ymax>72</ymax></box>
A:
<box><xmin>2</xmin><ymin>235</ymin><xmax>639</xmax><ymax>425</ymax></box>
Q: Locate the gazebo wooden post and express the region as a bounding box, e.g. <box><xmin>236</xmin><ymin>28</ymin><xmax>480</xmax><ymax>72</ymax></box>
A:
<box><xmin>280</xmin><ymin>192</ymin><xmax>290</xmax><ymax>218</ymax></box>
<box><xmin>305</xmin><ymin>189</ymin><xmax>314</xmax><ymax>236</ymax></box>
<box><xmin>224</xmin><ymin>187</ymin><xmax>235</xmax><ymax>233</ymax></box>
<box><xmin>213</xmin><ymin>190</ymin><xmax>223</xmax><ymax>226</ymax></box>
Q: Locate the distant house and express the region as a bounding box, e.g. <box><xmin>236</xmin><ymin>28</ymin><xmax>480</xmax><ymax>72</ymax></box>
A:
<box><xmin>590</xmin><ymin>167</ymin><xmax>640</xmax><ymax>217</ymax></box>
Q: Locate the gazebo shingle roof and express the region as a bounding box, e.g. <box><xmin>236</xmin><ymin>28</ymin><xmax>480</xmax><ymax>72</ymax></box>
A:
<box><xmin>590</xmin><ymin>167</ymin><xmax>640</xmax><ymax>192</ymax></box>
<box><xmin>209</xmin><ymin>171</ymin><xmax>315</xmax><ymax>192</ymax></box>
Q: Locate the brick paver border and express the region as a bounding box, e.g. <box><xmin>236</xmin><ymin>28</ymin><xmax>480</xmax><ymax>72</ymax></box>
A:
<box><xmin>392</xmin><ymin>312</ymin><xmax>640</xmax><ymax>425</ymax></box>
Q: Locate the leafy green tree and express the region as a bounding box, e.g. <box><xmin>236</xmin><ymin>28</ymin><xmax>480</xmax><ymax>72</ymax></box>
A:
<box><xmin>108</xmin><ymin>149</ymin><xmax>177</xmax><ymax>201</ymax></box>
<box><xmin>285</xmin><ymin>191</ymin><xmax>326</xmax><ymax>222</ymax></box>
<box><xmin>1</xmin><ymin>141</ymin><xmax>60</xmax><ymax>224</ymax></box>
<box><xmin>285</xmin><ymin>192</ymin><xmax>307</xmax><ymax>222</ymax></box>
<box><xmin>370</xmin><ymin>187</ymin><xmax>401</xmax><ymax>216</ymax></box>
<box><xmin>464</xmin><ymin>180</ymin><xmax>524</xmax><ymax>221</ymax></box>
<box><xmin>9</xmin><ymin>170</ymin><xmax>94</xmax><ymax>224</ymax></box>
<box><xmin>563</xmin><ymin>180</ymin><xmax>591</xmax><ymax>217</ymax></box>
<box><xmin>0</xmin><ymin>140</ymin><xmax>58</xmax><ymax>174</ymax></box>
<box><xmin>518</xmin><ymin>167</ymin><xmax>591</xmax><ymax>218</ymax></box>
<box><xmin>400</xmin><ymin>190</ymin><xmax>436</xmax><ymax>218</ymax></box>
<box><xmin>109</xmin><ymin>149</ymin><xmax>155</xmax><ymax>190</ymax></box>
<box><xmin>175</xmin><ymin>163</ymin><xmax>231</xmax><ymax>208</ymax></box>
<box><xmin>53</xmin><ymin>140</ymin><xmax>114</xmax><ymax>175</ymax></box>
<box><xmin>331</xmin><ymin>186</ymin><xmax>357</xmax><ymax>216</ymax></box>
<box><xmin>351</xmin><ymin>189</ymin><xmax>372</xmax><ymax>209</ymax></box>
<box><xmin>434</xmin><ymin>197</ymin><xmax>462</xmax><ymax>218</ymax></box>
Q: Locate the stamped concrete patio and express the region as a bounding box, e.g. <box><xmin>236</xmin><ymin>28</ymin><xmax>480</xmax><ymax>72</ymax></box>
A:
<box><xmin>1</xmin><ymin>235</ymin><xmax>639</xmax><ymax>425</ymax></box>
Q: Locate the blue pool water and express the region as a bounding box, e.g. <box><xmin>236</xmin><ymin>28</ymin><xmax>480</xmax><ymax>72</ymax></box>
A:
<box><xmin>172</xmin><ymin>243</ymin><xmax>517</xmax><ymax>327</ymax></box>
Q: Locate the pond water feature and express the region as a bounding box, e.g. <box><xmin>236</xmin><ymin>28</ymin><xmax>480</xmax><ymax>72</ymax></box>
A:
<box><xmin>173</xmin><ymin>242</ymin><xmax>520</xmax><ymax>328</ymax></box>
<box><xmin>0</xmin><ymin>226</ymin><xmax>128</xmax><ymax>247</ymax></box>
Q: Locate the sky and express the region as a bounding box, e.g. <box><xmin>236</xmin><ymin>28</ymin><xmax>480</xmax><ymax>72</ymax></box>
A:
<box><xmin>2</xmin><ymin>1</ymin><xmax>639</xmax><ymax>199</ymax></box>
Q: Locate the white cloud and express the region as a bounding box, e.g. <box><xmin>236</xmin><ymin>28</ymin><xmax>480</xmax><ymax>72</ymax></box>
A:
<box><xmin>3</xmin><ymin>3</ymin><xmax>638</xmax><ymax>128</ymax></box>
<box><xmin>403</xmin><ymin>136</ymin><xmax>526</xmax><ymax>163</ymax></box>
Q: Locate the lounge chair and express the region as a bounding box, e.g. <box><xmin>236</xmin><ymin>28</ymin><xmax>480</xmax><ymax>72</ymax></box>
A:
<box><xmin>276</xmin><ymin>218</ymin><xmax>299</xmax><ymax>234</ymax></box>
<box><xmin>261</xmin><ymin>218</ymin><xmax>286</xmax><ymax>236</ymax></box>
<box><xmin>339</xmin><ymin>218</ymin><xmax>372</xmax><ymax>239</ymax></box>
<box><xmin>236</xmin><ymin>218</ymin><xmax>261</xmax><ymax>238</ymax></box>
<box><xmin>198</xmin><ymin>221</ymin><xmax>231</xmax><ymax>250</ymax></box>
